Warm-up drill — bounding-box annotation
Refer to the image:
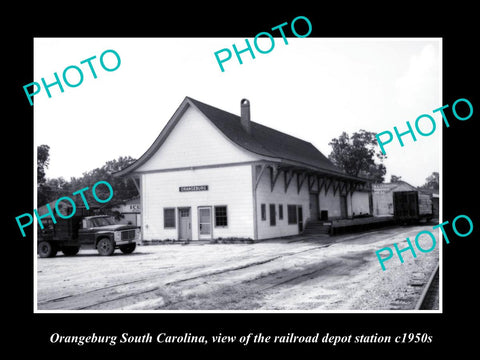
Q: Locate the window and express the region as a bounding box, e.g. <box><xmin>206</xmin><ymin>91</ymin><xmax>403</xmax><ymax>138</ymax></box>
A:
<box><xmin>278</xmin><ymin>204</ymin><xmax>283</xmax><ymax>220</ymax></box>
<box><xmin>287</xmin><ymin>205</ymin><xmax>297</xmax><ymax>224</ymax></box>
<box><xmin>39</xmin><ymin>218</ymin><xmax>54</xmax><ymax>230</ymax></box>
<box><xmin>215</xmin><ymin>206</ymin><xmax>228</xmax><ymax>227</ymax></box>
<box><xmin>164</xmin><ymin>208</ymin><xmax>176</xmax><ymax>228</ymax></box>
<box><xmin>269</xmin><ymin>204</ymin><xmax>276</xmax><ymax>226</ymax></box>
<box><xmin>89</xmin><ymin>217</ymin><xmax>116</xmax><ymax>227</ymax></box>
<box><xmin>261</xmin><ymin>204</ymin><xmax>266</xmax><ymax>221</ymax></box>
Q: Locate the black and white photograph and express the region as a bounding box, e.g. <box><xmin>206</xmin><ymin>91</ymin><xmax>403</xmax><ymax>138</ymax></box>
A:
<box><xmin>33</xmin><ymin>37</ymin><xmax>441</xmax><ymax>312</ymax></box>
<box><xmin>8</xmin><ymin>6</ymin><xmax>478</xmax><ymax>355</ymax></box>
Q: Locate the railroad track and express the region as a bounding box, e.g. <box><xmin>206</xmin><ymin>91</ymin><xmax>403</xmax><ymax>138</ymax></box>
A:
<box><xmin>37</xmin><ymin>227</ymin><xmax>438</xmax><ymax>311</ymax></box>
<box><xmin>37</xmin><ymin>243</ymin><xmax>334</xmax><ymax>310</ymax></box>
<box><xmin>81</xmin><ymin>246</ymin><xmax>344</xmax><ymax>310</ymax></box>
<box><xmin>386</xmin><ymin>263</ymin><xmax>439</xmax><ymax>310</ymax></box>
<box><xmin>416</xmin><ymin>264</ymin><xmax>440</xmax><ymax>310</ymax></box>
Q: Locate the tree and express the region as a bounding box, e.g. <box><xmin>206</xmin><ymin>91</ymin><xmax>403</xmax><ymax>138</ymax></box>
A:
<box><xmin>390</xmin><ymin>175</ymin><xmax>402</xmax><ymax>183</ymax></box>
<box><xmin>67</xmin><ymin>156</ymin><xmax>138</xmax><ymax>208</ymax></box>
<box><xmin>328</xmin><ymin>129</ymin><xmax>387</xmax><ymax>183</ymax></box>
<box><xmin>420</xmin><ymin>172</ymin><xmax>439</xmax><ymax>191</ymax></box>
<box><xmin>37</xmin><ymin>155</ymin><xmax>138</xmax><ymax>208</ymax></box>
<box><xmin>37</xmin><ymin>145</ymin><xmax>51</xmax><ymax>204</ymax></box>
<box><xmin>37</xmin><ymin>145</ymin><xmax>50</xmax><ymax>185</ymax></box>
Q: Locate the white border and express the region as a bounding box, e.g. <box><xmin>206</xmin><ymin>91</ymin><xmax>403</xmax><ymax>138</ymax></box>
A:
<box><xmin>33</xmin><ymin>37</ymin><xmax>443</xmax><ymax>314</ymax></box>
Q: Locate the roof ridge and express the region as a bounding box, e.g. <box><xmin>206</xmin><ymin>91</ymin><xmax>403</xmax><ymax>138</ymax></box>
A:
<box><xmin>188</xmin><ymin>96</ymin><xmax>316</xmax><ymax>145</ymax></box>
<box><xmin>187</xmin><ymin>97</ymin><xmax>347</xmax><ymax>175</ymax></box>
<box><xmin>115</xmin><ymin>96</ymin><xmax>367</xmax><ymax>182</ymax></box>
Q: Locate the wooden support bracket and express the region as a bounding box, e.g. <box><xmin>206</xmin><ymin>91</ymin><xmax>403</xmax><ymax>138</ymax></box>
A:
<box><xmin>297</xmin><ymin>172</ymin><xmax>307</xmax><ymax>194</ymax></box>
<box><xmin>318</xmin><ymin>177</ymin><xmax>325</xmax><ymax>193</ymax></box>
<box><xmin>308</xmin><ymin>175</ymin><xmax>316</xmax><ymax>192</ymax></box>
<box><xmin>284</xmin><ymin>170</ymin><xmax>294</xmax><ymax>193</ymax></box>
<box><xmin>255</xmin><ymin>164</ymin><xmax>267</xmax><ymax>190</ymax></box>
<box><xmin>130</xmin><ymin>176</ymin><xmax>141</xmax><ymax>194</ymax></box>
<box><xmin>333</xmin><ymin>180</ymin><xmax>340</xmax><ymax>196</ymax></box>
<box><xmin>324</xmin><ymin>178</ymin><xmax>332</xmax><ymax>195</ymax></box>
<box><xmin>270</xmin><ymin>166</ymin><xmax>281</xmax><ymax>192</ymax></box>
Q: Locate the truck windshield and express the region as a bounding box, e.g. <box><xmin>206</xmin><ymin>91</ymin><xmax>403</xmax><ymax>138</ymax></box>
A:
<box><xmin>88</xmin><ymin>217</ymin><xmax>116</xmax><ymax>227</ymax></box>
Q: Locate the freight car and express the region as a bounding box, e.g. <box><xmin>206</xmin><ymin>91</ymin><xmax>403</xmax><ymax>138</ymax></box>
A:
<box><xmin>393</xmin><ymin>191</ymin><xmax>433</xmax><ymax>223</ymax></box>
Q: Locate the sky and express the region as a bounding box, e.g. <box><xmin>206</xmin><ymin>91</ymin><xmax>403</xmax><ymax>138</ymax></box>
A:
<box><xmin>34</xmin><ymin>37</ymin><xmax>441</xmax><ymax>187</ymax></box>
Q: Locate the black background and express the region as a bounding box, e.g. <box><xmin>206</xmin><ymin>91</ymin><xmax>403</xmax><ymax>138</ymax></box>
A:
<box><xmin>8</xmin><ymin>4</ymin><xmax>478</xmax><ymax>356</ymax></box>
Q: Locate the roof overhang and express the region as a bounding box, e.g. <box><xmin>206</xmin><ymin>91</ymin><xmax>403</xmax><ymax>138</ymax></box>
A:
<box><xmin>113</xmin><ymin>98</ymin><xmax>193</xmax><ymax>178</ymax></box>
<box><xmin>113</xmin><ymin>96</ymin><xmax>372</xmax><ymax>185</ymax></box>
<box><xmin>259</xmin><ymin>160</ymin><xmax>371</xmax><ymax>184</ymax></box>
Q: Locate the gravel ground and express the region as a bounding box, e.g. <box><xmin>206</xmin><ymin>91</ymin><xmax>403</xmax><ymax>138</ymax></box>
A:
<box><xmin>36</xmin><ymin>224</ymin><xmax>440</xmax><ymax>311</ymax></box>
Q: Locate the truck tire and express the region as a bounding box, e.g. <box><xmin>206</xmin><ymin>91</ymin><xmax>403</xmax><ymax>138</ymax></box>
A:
<box><xmin>62</xmin><ymin>247</ymin><xmax>79</xmax><ymax>256</ymax></box>
<box><xmin>97</xmin><ymin>237</ymin><xmax>115</xmax><ymax>256</ymax></box>
<box><xmin>38</xmin><ymin>241</ymin><xmax>57</xmax><ymax>258</ymax></box>
<box><xmin>119</xmin><ymin>243</ymin><xmax>136</xmax><ymax>254</ymax></box>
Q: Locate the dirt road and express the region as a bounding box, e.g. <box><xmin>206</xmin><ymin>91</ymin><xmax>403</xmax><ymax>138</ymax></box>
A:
<box><xmin>36</xmin><ymin>225</ymin><xmax>439</xmax><ymax>311</ymax></box>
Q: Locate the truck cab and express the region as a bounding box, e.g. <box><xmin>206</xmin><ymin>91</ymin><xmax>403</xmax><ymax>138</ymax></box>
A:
<box><xmin>38</xmin><ymin>215</ymin><xmax>140</xmax><ymax>258</ymax></box>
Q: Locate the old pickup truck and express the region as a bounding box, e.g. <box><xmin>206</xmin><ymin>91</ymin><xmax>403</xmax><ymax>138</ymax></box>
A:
<box><xmin>37</xmin><ymin>215</ymin><xmax>140</xmax><ymax>258</ymax></box>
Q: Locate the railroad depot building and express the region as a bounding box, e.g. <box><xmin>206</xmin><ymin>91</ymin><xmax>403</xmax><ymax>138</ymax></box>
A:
<box><xmin>115</xmin><ymin>97</ymin><xmax>372</xmax><ymax>241</ymax></box>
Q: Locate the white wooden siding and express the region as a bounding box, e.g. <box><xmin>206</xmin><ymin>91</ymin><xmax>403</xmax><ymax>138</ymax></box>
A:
<box><xmin>319</xmin><ymin>190</ymin><xmax>341</xmax><ymax>219</ymax></box>
<box><xmin>352</xmin><ymin>191</ymin><xmax>370</xmax><ymax>215</ymax></box>
<box><xmin>141</xmin><ymin>165</ymin><xmax>254</xmax><ymax>241</ymax></box>
<box><xmin>136</xmin><ymin>105</ymin><xmax>257</xmax><ymax>172</ymax></box>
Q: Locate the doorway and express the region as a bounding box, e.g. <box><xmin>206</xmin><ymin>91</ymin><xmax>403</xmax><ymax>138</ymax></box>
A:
<box><xmin>198</xmin><ymin>206</ymin><xmax>212</xmax><ymax>240</ymax></box>
<box><xmin>309</xmin><ymin>193</ymin><xmax>319</xmax><ymax>220</ymax></box>
<box><xmin>298</xmin><ymin>206</ymin><xmax>303</xmax><ymax>233</ymax></box>
<box><xmin>340</xmin><ymin>195</ymin><xmax>348</xmax><ymax>218</ymax></box>
<box><xmin>178</xmin><ymin>207</ymin><xmax>192</xmax><ymax>240</ymax></box>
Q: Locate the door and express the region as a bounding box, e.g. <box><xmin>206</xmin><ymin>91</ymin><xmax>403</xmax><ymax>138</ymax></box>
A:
<box><xmin>178</xmin><ymin>207</ymin><xmax>191</xmax><ymax>240</ymax></box>
<box><xmin>78</xmin><ymin>218</ymin><xmax>96</xmax><ymax>247</ymax></box>
<box><xmin>340</xmin><ymin>195</ymin><xmax>348</xmax><ymax>218</ymax></box>
<box><xmin>269</xmin><ymin>204</ymin><xmax>276</xmax><ymax>226</ymax></box>
<box><xmin>309</xmin><ymin>193</ymin><xmax>319</xmax><ymax>220</ymax></box>
<box><xmin>298</xmin><ymin>206</ymin><xmax>303</xmax><ymax>233</ymax></box>
<box><xmin>198</xmin><ymin>207</ymin><xmax>212</xmax><ymax>240</ymax></box>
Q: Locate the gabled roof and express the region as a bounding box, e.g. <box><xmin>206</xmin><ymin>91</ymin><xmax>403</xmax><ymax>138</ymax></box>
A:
<box><xmin>114</xmin><ymin>96</ymin><xmax>366</xmax><ymax>181</ymax></box>
<box><xmin>187</xmin><ymin>97</ymin><xmax>343</xmax><ymax>174</ymax></box>
<box><xmin>372</xmin><ymin>180</ymin><xmax>417</xmax><ymax>192</ymax></box>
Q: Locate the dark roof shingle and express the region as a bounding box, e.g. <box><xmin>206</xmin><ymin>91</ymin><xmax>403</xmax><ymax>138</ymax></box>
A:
<box><xmin>187</xmin><ymin>97</ymin><xmax>343</xmax><ymax>175</ymax></box>
<box><xmin>115</xmin><ymin>96</ymin><xmax>365</xmax><ymax>181</ymax></box>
